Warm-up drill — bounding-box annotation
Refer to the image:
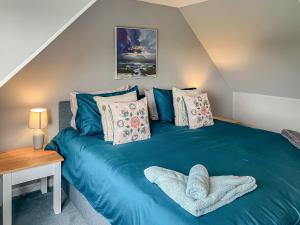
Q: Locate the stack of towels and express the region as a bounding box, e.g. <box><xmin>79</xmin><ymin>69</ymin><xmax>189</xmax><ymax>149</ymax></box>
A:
<box><xmin>144</xmin><ymin>165</ymin><xmax>257</xmax><ymax>217</ymax></box>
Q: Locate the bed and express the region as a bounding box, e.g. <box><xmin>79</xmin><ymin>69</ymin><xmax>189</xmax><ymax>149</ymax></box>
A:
<box><xmin>54</xmin><ymin>101</ymin><xmax>300</xmax><ymax>225</ymax></box>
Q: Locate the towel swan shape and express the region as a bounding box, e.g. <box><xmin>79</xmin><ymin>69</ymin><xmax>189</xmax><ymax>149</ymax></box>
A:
<box><xmin>144</xmin><ymin>165</ymin><xmax>257</xmax><ymax>217</ymax></box>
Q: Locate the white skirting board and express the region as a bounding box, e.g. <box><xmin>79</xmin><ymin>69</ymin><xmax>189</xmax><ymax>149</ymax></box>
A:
<box><xmin>233</xmin><ymin>92</ymin><xmax>300</xmax><ymax>133</ymax></box>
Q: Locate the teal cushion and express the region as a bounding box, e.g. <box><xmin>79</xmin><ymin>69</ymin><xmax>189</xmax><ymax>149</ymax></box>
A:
<box><xmin>153</xmin><ymin>88</ymin><xmax>175</xmax><ymax>123</ymax></box>
<box><xmin>44</xmin><ymin>134</ymin><xmax>60</xmax><ymax>151</ymax></box>
<box><xmin>76</xmin><ymin>86</ymin><xmax>139</xmax><ymax>136</ymax></box>
<box><xmin>153</xmin><ymin>88</ymin><xmax>196</xmax><ymax>123</ymax></box>
<box><xmin>44</xmin><ymin>140</ymin><xmax>58</xmax><ymax>151</ymax></box>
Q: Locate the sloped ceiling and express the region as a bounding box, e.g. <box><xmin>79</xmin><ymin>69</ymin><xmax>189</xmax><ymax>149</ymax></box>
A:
<box><xmin>0</xmin><ymin>0</ymin><xmax>97</xmax><ymax>87</ymax></box>
<box><xmin>181</xmin><ymin>0</ymin><xmax>300</xmax><ymax>99</ymax></box>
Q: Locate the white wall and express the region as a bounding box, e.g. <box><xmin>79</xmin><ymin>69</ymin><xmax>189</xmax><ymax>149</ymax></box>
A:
<box><xmin>233</xmin><ymin>92</ymin><xmax>300</xmax><ymax>133</ymax></box>
<box><xmin>0</xmin><ymin>0</ymin><xmax>233</xmax><ymax>151</ymax></box>
<box><xmin>0</xmin><ymin>0</ymin><xmax>96</xmax><ymax>87</ymax></box>
<box><xmin>181</xmin><ymin>0</ymin><xmax>300</xmax><ymax>99</ymax></box>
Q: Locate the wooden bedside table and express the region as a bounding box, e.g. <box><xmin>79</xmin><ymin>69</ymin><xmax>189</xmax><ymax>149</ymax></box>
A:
<box><xmin>0</xmin><ymin>147</ymin><xmax>64</xmax><ymax>225</ymax></box>
<box><xmin>214</xmin><ymin>116</ymin><xmax>240</xmax><ymax>124</ymax></box>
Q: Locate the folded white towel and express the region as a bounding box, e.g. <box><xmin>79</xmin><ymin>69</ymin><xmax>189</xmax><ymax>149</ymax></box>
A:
<box><xmin>144</xmin><ymin>166</ymin><xmax>257</xmax><ymax>217</ymax></box>
<box><xmin>186</xmin><ymin>164</ymin><xmax>209</xmax><ymax>200</ymax></box>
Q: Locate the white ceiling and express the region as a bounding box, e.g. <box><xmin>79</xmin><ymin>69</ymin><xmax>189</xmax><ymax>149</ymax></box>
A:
<box><xmin>137</xmin><ymin>0</ymin><xmax>208</xmax><ymax>8</ymax></box>
<box><xmin>0</xmin><ymin>0</ymin><xmax>96</xmax><ymax>88</ymax></box>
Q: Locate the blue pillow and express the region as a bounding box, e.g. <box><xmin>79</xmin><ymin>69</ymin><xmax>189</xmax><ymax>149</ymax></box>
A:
<box><xmin>153</xmin><ymin>87</ymin><xmax>196</xmax><ymax>123</ymax></box>
<box><xmin>76</xmin><ymin>86</ymin><xmax>139</xmax><ymax>136</ymax></box>
<box><xmin>153</xmin><ymin>88</ymin><xmax>175</xmax><ymax>123</ymax></box>
<box><xmin>44</xmin><ymin>139</ymin><xmax>59</xmax><ymax>151</ymax></box>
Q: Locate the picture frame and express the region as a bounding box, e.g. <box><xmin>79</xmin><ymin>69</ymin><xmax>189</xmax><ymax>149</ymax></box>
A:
<box><xmin>115</xmin><ymin>26</ymin><xmax>158</xmax><ymax>79</ymax></box>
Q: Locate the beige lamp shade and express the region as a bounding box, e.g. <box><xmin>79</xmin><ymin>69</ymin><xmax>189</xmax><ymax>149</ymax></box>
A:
<box><xmin>29</xmin><ymin>108</ymin><xmax>48</xmax><ymax>129</ymax></box>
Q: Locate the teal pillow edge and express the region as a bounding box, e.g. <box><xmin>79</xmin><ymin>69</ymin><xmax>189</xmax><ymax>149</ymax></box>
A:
<box><xmin>153</xmin><ymin>88</ymin><xmax>175</xmax><ymax>123</ymax></box>
<box><xmin>153</xmin><ymin>87</ymin><xmax>196</xmax><ymax>123</ymax></box>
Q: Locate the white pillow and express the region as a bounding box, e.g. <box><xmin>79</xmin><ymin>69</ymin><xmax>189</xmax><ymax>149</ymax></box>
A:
<box><xmin>172</xmin><ymin>87</ymin><xmax>201</xmax><ymax>126</ymax></box>
<box><xmin>183</xmin><ymin>93</ymin><xmax>214</xmax><ymax>129</ymax></box>
<box><xmin>144</xmin><ymin>89</ymin><xmax>159</xmax><ymax>120</ymax></box>
<box><xmin>109</xmin><ymin>98</ymin><xmax>151</xmax><ymax>145</ymax></box>
<box><xmin>94</xmin><ymin>91</ymin><xmax>137</xmax><ymax>141</ymax></box>
<box><xmin>70</xmin><ymin>85</ymin><xmax>130</xmax><ymax>129</ymax></box>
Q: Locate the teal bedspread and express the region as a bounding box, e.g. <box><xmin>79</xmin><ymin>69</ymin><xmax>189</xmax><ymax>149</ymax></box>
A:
<box><xmin>51</xmin><ymin>121</ymin><xmax>300</xmax><ymax>225</ymax></box>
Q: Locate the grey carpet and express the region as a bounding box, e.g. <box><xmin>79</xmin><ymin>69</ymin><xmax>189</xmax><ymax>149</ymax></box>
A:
<box><xmin>1</xmin><ymin>190</ymin><xmax>88</xmax><ymax>225</ymax></box>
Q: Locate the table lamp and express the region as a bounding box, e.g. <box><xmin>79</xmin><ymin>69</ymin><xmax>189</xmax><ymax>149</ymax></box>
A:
<box><xmin>29</xmin><ymin>108</ymin><xmax>48</xmax><ymax>150</ymax></box>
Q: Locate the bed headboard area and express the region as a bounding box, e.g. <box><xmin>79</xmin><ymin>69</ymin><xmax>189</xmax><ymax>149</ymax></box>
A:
<box><xmin>59</xmin><ymin>101</ymin><xmax>72</xmax><ymax>131</ymax></box>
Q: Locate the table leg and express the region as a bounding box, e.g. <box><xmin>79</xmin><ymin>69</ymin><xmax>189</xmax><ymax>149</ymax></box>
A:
<box><xmin>53</xmin><ymin>163</ymin><xmax>61</xmax><ymax>214</ymax></box>
<box><xmin>3</xmin><ymin>173</ymin><xmax>12</xmax><ymax>225</ymax></box>
<box><xmin>41</xmin><ymin>177</ymin><xmax>47</xmax><ymax>194</ymax></box>
<box><xmin>0</xmin><ymin>175</ymin><xmax>3</xmax><ymax>207</ymax></box>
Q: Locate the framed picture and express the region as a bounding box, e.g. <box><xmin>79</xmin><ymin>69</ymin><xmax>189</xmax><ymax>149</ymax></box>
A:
<box><xmin>115</xmin><ymin>27</ymin><xmax>157</xmax><ymax>79</ymax></box>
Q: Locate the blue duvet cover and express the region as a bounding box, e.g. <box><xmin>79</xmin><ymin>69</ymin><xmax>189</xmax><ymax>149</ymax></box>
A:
<box><xmin>51</xmin><ymin>120</ymin><xmax>300</xmax><ymax>225</ymax></box>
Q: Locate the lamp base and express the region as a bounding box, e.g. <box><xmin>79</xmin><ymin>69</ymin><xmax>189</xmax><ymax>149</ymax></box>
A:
<box><xmin>33</xmin><ymin>129</ymin><xmax>45</xmax><ymax>150</ymax></box>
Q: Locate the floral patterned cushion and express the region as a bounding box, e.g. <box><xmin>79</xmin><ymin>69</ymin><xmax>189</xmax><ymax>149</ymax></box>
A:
<box><xmin>183</xmin><ymin>93</ymin><xmax>214</xmax><ymax>129</ymax></box>
<box><xmin>94</xmin><ymin>91</ymin><xmax>137</xmax><ymax>141</ymax></box>
<box><xmin>109</xmin><ymin>98</ymin><xmax>151</xmax><ymax>145</ymax></box>
<box><xmin>172</xmin><ymin>87</ymin><xmax>201</xmax><ymax>127</ymax></box>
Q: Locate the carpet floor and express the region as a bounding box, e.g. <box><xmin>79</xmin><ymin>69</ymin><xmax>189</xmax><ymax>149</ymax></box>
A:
<box><xmin>1</xmin><ymin>190</ymin><xmax>88</xmax><ymax>225</ymax></box>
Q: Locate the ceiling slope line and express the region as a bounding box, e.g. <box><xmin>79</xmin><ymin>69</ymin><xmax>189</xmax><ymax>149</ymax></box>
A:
<box><xmin>0</xmin><ymin>0</ymin><xmax>97</xmax><ymax>88</ymax></box>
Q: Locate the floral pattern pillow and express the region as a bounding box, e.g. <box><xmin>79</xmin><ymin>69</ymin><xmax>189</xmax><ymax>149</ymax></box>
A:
<box><xmin>172</xmin><ymin>87</ymin><xmax>201</xmax><ymax>127</ymax></box>
<box><xmin>94</xmin><ymin>91</ymin><xmax>137</xmax><ymax>142</ymax></box>
<box><xmin>183</xmin><ymin>93</ymin><xmax>214</xmax><ymax>129</ymax></box>
<box><xmin>109</xmin><ymin>98</ymin><xmax>151</xmax><ymax>145</ymax></box>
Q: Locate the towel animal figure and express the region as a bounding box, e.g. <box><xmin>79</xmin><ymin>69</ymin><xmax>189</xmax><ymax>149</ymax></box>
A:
<box><xmin>186</xmin><ymin>164</ymin><xmax>209</xmax><ymax>200</ymax></box>
<box><xmin>144</xmin><ymin>165</ymin><xmax>257</xmax><ymax>217</ymax></box>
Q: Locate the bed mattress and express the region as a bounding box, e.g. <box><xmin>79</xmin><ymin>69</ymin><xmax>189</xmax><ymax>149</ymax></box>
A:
<box><xmin>52</xmin><ymin>120</ymin><xmax>300</xmax><ymax>225</ymax></box>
